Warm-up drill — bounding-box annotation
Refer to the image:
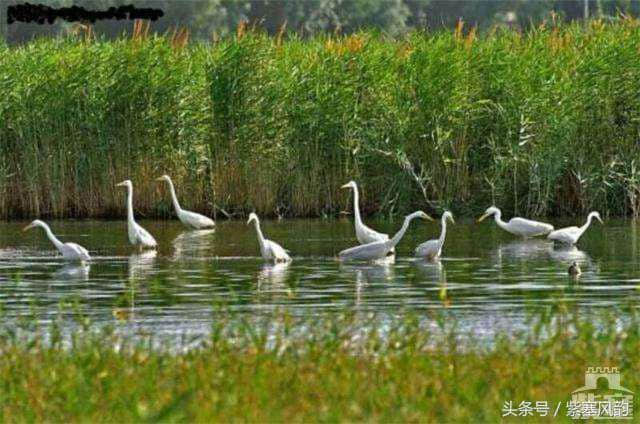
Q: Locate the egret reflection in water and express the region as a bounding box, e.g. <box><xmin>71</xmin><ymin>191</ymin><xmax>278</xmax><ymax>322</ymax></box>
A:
<box><xmin>128</xmin><ymin>250</ymin><xmax>157</xmax><ymax>280</ymax></box>
<box><xmin>413</xmin><ymin>258</ymin><xmax>444</xmax><ymax>280</ymax></box>
<box><xmin>172</xmin><ymin>229</ymin><xmax>215</xmax><ymax>259</ymax></box>
<box><xmin>339</xmin><ymin>261</ymin><xmax>395</xmax><ymax>308</ymax></box>
<box><xmin>257</xmin><ymin>262</ymin><xmax>291</xmax><ymax>288</ymax></box>
<box><xmin>0</xmin><ymin>218</ymin><xmax>638</xmax><ymax>345</ymax></box>
<box><xmin>340</xmin><ymin>260</ymin><xmax>395</xmax><ymax>284</ymax></box>
<box><xmin>494</xmin><ymin>239</ymin><xmax>554</xmax><ymax>262</ymax></box>
<box><xmin>548</xmin><ymin>245</ymin><xmax>592</xmax><ymax>265</ymax></box>
<box><xmin>53</xmin><ymin>263</ymin><xmax>90</xmax><ymax>281</ymax></box>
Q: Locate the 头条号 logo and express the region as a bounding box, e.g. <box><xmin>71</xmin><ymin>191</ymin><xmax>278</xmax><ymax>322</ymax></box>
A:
<box><xmin>569</xmin><ymin>367</ymin><xmax>633</xmax><ymax>419</ymax></box>
<box><xmin>502</xmin><ymin>367</ymin><xmax>634</xmax><ymax>419</ymax></box>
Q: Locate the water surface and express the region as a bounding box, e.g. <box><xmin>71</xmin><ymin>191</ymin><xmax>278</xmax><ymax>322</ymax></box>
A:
<box><xmin>0</xmin><ymin>218</ymin><xmax>638</xmax><ymax>342</ymax></box>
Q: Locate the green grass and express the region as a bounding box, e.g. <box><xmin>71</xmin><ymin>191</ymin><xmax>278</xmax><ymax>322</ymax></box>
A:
<box><xmin>1</xmin><ymin>304</ymin><xmax>639</xmax><ymax>422</ymax></box>
<box><xmin>1</xmin><ymin>20</ymin><xmax>640</xmax><ymax>219</ymax></box>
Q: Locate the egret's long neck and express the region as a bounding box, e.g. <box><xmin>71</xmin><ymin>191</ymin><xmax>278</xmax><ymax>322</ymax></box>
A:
<box><xmin>493</xmin><ymin>211</ymin><xmax>509</xmax><ymax>231</ymax></box>
<box><xmin>166</xmin><ymin>179</ymin><xmax>182</xmax><ymax>213</ymax></box>
<box><xmin>126</xmin><ymin>185</ymin><xmax>135</xmax><ymax>226</ymax></box>
<box><xmin>389</xmin><ymin>215</ymin><xmax>416</xmax><ymax>247</ymax></box>
<box><xmin>40</xmin><ymin>223</ymin><xmax>64</xmax><ymax>252</ymax></box>
<box><xmin>352</xmin><ymin>186</ymin><xmax>363</xmax><ymax>227</ymax></box>
<box><xmin>578</xmin><ymin>214</ymin><xmax>594</xmax><ymax>236</ymax></box>
<box><xmin>253</xmin><ymin>219</ymin><xmax>266</xmax><ymax>248</ymax></box>
<box><xmin>438</xmin><ymin>216</ymin><xmax>448</xmax><ymax>247</ymax></box>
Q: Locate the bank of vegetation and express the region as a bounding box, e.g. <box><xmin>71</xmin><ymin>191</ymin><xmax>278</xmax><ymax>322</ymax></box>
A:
<box><xmin>0</xmin><ymin>304</ymin><xmax>638</xmax><ymax>421</ymax></box>
<box><xmin>1</xmin><ymin>20</ymin><xmax>640</xmax><ymax>220</ymax></box>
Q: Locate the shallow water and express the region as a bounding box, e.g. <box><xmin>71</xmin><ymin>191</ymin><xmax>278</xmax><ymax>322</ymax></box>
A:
<box><xmin>0</xmin><ymin>218</ymin><xmax>638</xmax><ymax>342</ymax></box>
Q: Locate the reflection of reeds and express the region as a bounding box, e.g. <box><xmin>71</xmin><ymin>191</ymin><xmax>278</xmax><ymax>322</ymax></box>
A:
<box><xmin>2</xmin><ymin>21</ymin><xmax>640</xmax><ymax>219</ymax></box>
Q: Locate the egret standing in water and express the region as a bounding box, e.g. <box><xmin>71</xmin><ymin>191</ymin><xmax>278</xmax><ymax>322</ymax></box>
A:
<box><xmin>116</xmin><ymin>180</ymin><xmax>157</xmax><ymax>249</ymax></box>
<box><xmin>339</xmin><ymin>211</ymin><xmax>432</xmax><ymax>261</ymax></box>
<box><xmin>547</xmin><ymin>211</ymin><xmax>603</xmax><ymax>245</ymax></box>
<box><xmin>341</xmin><ymin>181</ymin><xmax>390</xmax><ymax>245</ymax></box>
<box><xmin>415</xmin><ymin>211</ymin><xmax>455</xmax><ymax>261</ymax></box>
<box><xmin>247</xmin><ymin>213</ymin><xmax>291</xmax><ymax>263</ymax></box>
<box><xmin>477</xmin><ymin>206</ymin><xmax>554</xmax><ymax>238</ymax></box>
<box><xmin>23</xmin><ymin>220</ymin><xmax>90</xmax><ymax>262</ymax></box>
<box><xmin>156</xmin><ymin>175</ymin><xmax>215</xmax><ymax>229</ymax></box>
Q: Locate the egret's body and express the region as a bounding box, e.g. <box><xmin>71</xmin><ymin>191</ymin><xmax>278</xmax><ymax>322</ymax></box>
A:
<box><xmin>341</xmin><ymin>181</ymin><xmax>390</xmax><ymax>245</ymax></box>
<box><xmin>117</xmin><ymin>180</ymin><xmax>157</xmax><ymax>249</ymax></box>
<box><xmin>248</xmin><ymin>213</ymin><xmax>291</xmax><ymax>263</ymax></box>
<box><xmin>478</xmin><ymin>206</ymin><xmax>554</xmax><ymax>238</ymax></box>
<box><xmin>339</xmin><ymin>211</ymin><xmax>432</xmax><ymax>261</ymax></box>
<box><xmin>547</xmin><ymin>212</ymin><xmax>603</xmax><ymax>245</ymax></box>
<box><xmin>415</xmin><ymin>211</ymin><xmax>455</xmax><ymax>261</ymax></box>
<box><xmin>157</xmin><ymin>175</ymin><xmax>215</xmax><ymax>229</ymax></box>
<box><xmin>23</xmin><ymin>220</ymin><xmax>90</xmax><ymax>262</ymax></box>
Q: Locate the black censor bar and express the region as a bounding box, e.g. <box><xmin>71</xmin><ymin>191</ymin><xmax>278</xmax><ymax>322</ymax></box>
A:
<box><xmin>7</xmin><ymin>3</ymin><xmax>164</xmax><ymax>24</ymax></box>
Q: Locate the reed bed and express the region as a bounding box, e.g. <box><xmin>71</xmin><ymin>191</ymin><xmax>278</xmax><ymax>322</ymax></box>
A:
<box><xmin>1</xmin><ymin>20</ymin><xmax>640</xmax><ymax>219</ymax></box>
<box><xmin>1</xmin><ymin>304</ymin><xmax>639</xmax><ymax>421</ymax></box>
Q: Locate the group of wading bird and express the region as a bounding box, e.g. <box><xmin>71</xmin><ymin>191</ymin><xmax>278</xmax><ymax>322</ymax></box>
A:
<box><xmin>22</xmin><ymin>177</ymin><xmax>602</xmax><ymax>275</ymax></box>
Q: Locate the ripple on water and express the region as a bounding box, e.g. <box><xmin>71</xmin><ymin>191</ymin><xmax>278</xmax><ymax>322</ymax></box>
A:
<box><xmin>0</xmin><ymin>219</ymin><xmax>638</xmax><ymax>343</ymax></box>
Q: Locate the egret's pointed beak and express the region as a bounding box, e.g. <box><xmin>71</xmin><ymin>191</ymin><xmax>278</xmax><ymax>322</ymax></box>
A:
<box><xmin>423</xmin><ymin>214</ymin><xmax>434</xmax><ymax>221</ymax></box>
<box><xmin>340</xmin><ymin>183</ymin><xmax>351</xmax><ymax>189</ymax></box>
<box><xmin>22</xmin><ymin>224</ymin><xmax>34</xmax><ymax>232</ymax></box>
<box><xmin>597</xmin><ymin>216</ymin><xmax>604</xmax><ymax>224</ymax></box>
<box><xmin>155</xmin><ymin>177</ymin><xmax>164</xmax><ymax>182</ymax></box>
<box><xmin>116</xmin><ymin>181</ymin><xmax>127</xmax><ymax>187</ymax></box>
<box><xmin>450</xmin><ymin>217</ymin><xmax>456</xmax><ymax>224</ymax></box>
<box><xmin>477</xmin><ymin>213</ymin><xmax>490</xmax><ymax>223</ymax></box>
<box><xmin>246</xmin><ymin>218</ymin><xmax>252</xmax><ymax>225</ymax></box>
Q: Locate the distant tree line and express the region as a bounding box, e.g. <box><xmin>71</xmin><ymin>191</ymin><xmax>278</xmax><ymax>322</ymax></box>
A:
<box><xmin>2</xmin><ymin>0</ymin><xmax>640</xmax><ymax>43</ymax></box>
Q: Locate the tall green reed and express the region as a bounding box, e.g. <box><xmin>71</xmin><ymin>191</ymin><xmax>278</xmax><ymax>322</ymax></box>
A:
<box><xmin>1</xmin><ymin>20</ymin><xmax>639</xmax><ymax>219</ymax></box>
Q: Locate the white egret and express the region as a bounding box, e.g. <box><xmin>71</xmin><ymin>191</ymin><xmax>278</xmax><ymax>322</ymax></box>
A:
<box><xmin>156</xmin><ymin>175</ymin><xmax>215</xmax><ymax>229</ymax></box>
<box><xmin>23</xmin><ymin>220</ymin><xmax>90</xmax><ymax>262</ymax></box>
<box><xmin>547</xmin><ymin>211</ymin><xmax>603</xmax><ymax>245</ymax></box>
<box><xmin>339</xmin><ymin>211</ymin><xmax>432</xmax><ymax>261</ymax></box>
<box><xmin>477</xmin><ymin>206</ymin><xmax>554</xmax><ymax>238</ymax></box>
<box><xmin>116</xmin><ymin>180</ymin><xmax>157</xmax><ymax>249</ymax></box>
<box><xmin>414</xmin><ymin>211</ymin><xmax>455</xmax><ymax>261</ymax></box>
<box><xmin>341</xmin><ymin>181</ymin><xmax>390</xmax><ymax>245</ymax></box>
<box><xmin>247</xmin><ymin>213</ymin><xmax>291</xmax><ymax>263</ymax></box>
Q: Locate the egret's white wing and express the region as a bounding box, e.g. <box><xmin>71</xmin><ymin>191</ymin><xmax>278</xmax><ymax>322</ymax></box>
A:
<box><xmin>63</xmin><ymin>242</ymin><xmax>91</xmax><ymax>261</ymax></box>
<box><xmin>356</xmin><ymin>224</ymin><xmax>389</xmax><ymax>245</ymax></box>
<box><xmin>548</xmin><ymin>226</ymin><xmax>581</xmax><ymax>244</ymax></box>
<box><xmin>178</xmin><ymin>209</ymin><xmax>215</xmax><ymax>229</ymax></box>
<box><xmin>134</xmin><ymin>223</ymin><xmax>157</xmax><ymax>247</ymax></box>
<box><xmin>508</xmin><ymin>217</ymin><xmax>554</xmax><ymax>236</ymax></box>
<box><xmin>265</xmin><ymin>239</ymin><xmax>291</xmax><ymax>262</ymax></box>
<box><xmin>339</xmin><ymin>240</ymin><xmax>388</xmax><ymax>261</ymax></box>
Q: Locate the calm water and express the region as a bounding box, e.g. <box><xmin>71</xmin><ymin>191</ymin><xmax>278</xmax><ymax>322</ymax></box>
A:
<box><xmin>0</xmin><ymin>218</ymin><xmax>639</xmax><ymax>341</ymax></box>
